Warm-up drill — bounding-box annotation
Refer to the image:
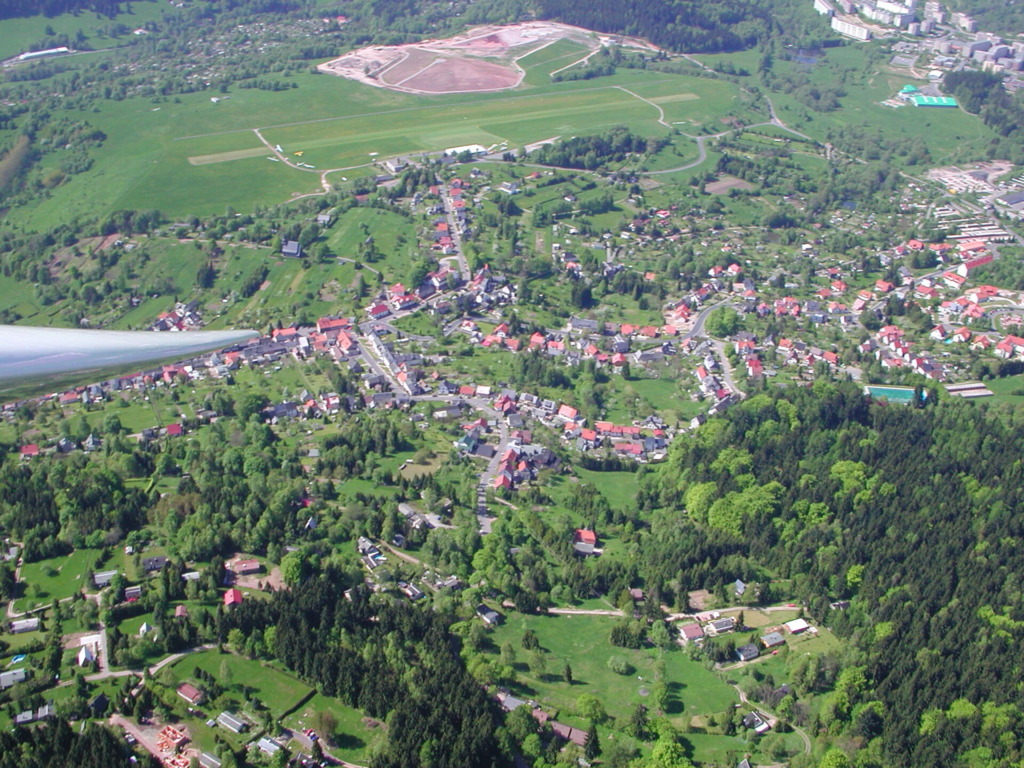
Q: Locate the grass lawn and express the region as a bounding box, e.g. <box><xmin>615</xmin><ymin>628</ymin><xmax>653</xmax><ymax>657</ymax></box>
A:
<box><xmin>283</xmin><ymin>692</ymin><xmax>384</xmax><ymax>764</ymax></box>
<box><xmin>569</xmin><ymin>469</ymin><xmax>639</xmax><ymax>510</ymax></box>
<box><xmin>978</xmin><ymin>374</ymin><xmax>1024</xmax><ymax>404</ymax></box>
<box><xmin>15</xmin><ymin>548</ymin><xmax>103</xmax><ymax>612</ymax></box>
<box><xmin>172</xmin><ymin>649</ymin><xmax>309</xmax><ymax>719</ymax></box>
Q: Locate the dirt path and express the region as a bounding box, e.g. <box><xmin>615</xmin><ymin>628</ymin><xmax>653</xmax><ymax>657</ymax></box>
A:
<box><xmin>616</xmin><ymin>85</ymin><xmax>670</xmax><ymax>129</ymax></box>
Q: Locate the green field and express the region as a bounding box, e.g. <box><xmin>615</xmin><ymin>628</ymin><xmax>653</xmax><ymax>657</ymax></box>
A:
<box><xmin>14</xmin><ymin>548</ymin><xmax>102</xmax><ymax>612</ymax></box>
<box><xmin>6</xmin><ymin>59</ymin><xmax>750</xmax><ymax>226</ymax></box>
<box><xmin>488</xmin><ymin>613</ymin><xmax>737</xmax><ymax>722</ymax></box>
<box><xmin>173</xmin><ymin>650</ymin><xmax>309</xmax><ymax>717</ymax></box>
<box><xmin>0</xmin><ymin>0</ymin><xmax>173</xmax><ymax>61</ymax></box>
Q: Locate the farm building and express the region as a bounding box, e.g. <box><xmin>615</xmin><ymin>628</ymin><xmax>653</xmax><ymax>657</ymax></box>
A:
<box><xmin>784</xmin><ymin>618</ymin><xmax>811</xmax><ymax>634</ymax></box>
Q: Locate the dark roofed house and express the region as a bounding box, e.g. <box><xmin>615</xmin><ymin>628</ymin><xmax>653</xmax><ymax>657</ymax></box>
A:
<box><xmin>88</xmin><ymin>693</ymin><xmax>109</xmax><ymax>717</ymax></box>
<box><xmin>217</xmin><ymin>711</ymin><xmax>248</xmax><ymax>733</ymax></box>
<box><xmin>142</xmin><ymin>555</ymin><xmax>169</xmax><ymax>572</ymax></box>
<box><xmin>476</xmin><ymin>604</ymin><xmax>502</xmax><ymax>625</ymax></box>
<box><xmin>281</xmin><ymin>240</ymin><xmax>304</xmax><ymax>258</ymax></box>
<box><xmin>736</xmin><ymin>643</ymin><xmax>760</xmax><ymax>662</ymax></box>
<box><xmin>93</xmin><ymin>570</ymin><xmax>118</xmax><ymax>588</ymax></box>
<box><xmin>761</xmin><ymin>632</ymin><xmax>785</xmax><ymax>648</ymax></box>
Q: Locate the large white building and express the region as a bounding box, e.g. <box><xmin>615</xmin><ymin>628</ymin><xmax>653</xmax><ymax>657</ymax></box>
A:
<box><xmin>832</xmin><ymin>16</ymin><xmax>872</xmax><ymax>39</ymax></box>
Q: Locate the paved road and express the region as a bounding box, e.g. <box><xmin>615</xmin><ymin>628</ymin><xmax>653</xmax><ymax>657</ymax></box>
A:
<box><xmin>439</xmin><ymin>179</ymin><xmax>471</xmax><ymax>281</ymax></box>
<box><xmin>409</xmin><ymin>394</ymin><xmax>509</xmax><ymax>534</ymax></box>
<box><xmin>711</xmin><ymin>339</ymin><xmax>743</xmax><ymax>397</ymax></box>
<box><xmin>84</xmin><ymin>643</ymin><xmax>217</xmax><ymax>683</ymax></box>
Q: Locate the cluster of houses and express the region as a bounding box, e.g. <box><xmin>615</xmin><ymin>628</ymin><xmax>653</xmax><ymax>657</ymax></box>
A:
<box><xmin>151</xmin><ymin>300</ymin><xmax>203</xmax><ymax>332</ymax></box>
<box><xmin>678</xmin><ymin>613</ymin><xmax>814</xmax><ymax>652</ymax></box>
<box><xmin>495</xmin><ymin>689</ymin><xmax>590</xmax><ymax>748</ymax></box>
<box><xmin>860</xmin><ymin>325</ymin><xmax>947</xmax><ymax>380</ymax></box>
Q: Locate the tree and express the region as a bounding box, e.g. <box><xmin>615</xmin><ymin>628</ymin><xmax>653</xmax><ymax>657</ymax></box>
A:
<box><xmin>280</xmin><ymin>550</ymin><xmax>311</xmax><ymax>586</ymax></box>
<box><xmin>500</xmin><ymin>642</ymin><xmax>517</xmax><ymax>668</ymax></box>
<box><xmin>584</xmin><ymin>723</ymin><xmax>601</xmax><ymax>760</ymax></box>
<box><xmin>521</xmin><ymin>629</ymin><xmax>539</xmax><ymax>650</ymax></box>
<box><xmin>528</xmin><ymin>650</ymin><xmax>546</xmax><ymax>678</ymax></box>
<box><xmin>562</xmin><ymin>662</ymin><xmax>573</xmax><ymax>684</ymax></box>
<box><xmin>705</xmin><ymin>307</ymin><xmax>740</xmax><ymax>338</ymax></box>
<box><xmin>649</xmin><ymin>621</ymin><xmax>672</xmax><ymax>650</ymax></box>
<box><xmin>313</xmin><ymin>710</ymin><xmax>337</xmax><ymax>743</ymax></box>
<box><xmin>575</xmin><ymin>693</ymin><xmax>607</xmax><ymax>723</ymax></box>
<box><xmin>629</xmin><ymin>702</ymin><xmax>650</xmax><ymax>740</ymax></box>
<box><xmin>819</xmin><ymin>748</ymin><xmax>850</xmax><ymax>768</ymax></box>
<box><xmin>648</xmin><ymin>734</ymin><xmax>693</xmax><ymax>767</ymax></box>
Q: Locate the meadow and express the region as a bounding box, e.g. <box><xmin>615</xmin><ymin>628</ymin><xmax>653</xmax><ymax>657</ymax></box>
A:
<box><xmin>13</xmin><ymin>547</ymin><xmax>103</xmax><ymax>612</ymax></box>
<box><xmin>482</xmin><ymin>612</ymin><xmax>789</xmax><ymax>763</ymax></box>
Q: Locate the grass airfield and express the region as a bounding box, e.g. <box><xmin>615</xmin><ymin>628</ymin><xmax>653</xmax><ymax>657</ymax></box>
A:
<box><xmin>10</xmin><ymin>52</ymin><xmax>752</xmax><ymax>226</ymax></box>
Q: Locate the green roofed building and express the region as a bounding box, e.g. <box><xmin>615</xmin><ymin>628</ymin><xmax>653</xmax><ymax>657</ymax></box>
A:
<box><xmin>910</xmin><ymin>95</ymin><xmax>958</xmax><ymax>107</ymax></box>
<box><xmin>901</xmin><ymin>84</ymin><xmax>920</xmax><ymax>93</ymax></box>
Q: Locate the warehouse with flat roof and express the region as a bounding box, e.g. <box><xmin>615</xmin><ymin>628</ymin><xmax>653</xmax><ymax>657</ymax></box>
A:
<box><xmin>911</xmin><ymin>95</ymin><xmax>958</xmax><ymax>107</ymax></box>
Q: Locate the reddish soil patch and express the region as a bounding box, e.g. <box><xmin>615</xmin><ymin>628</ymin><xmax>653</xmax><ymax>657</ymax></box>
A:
<box><xmin>403</xmin><ymin>57</ymin><xmax>522</xmax><ymax>93</ymax></box>
<box><xmin>379</xmin><ymin>48</ymin><xmax>439</xmax><ymax>85</ymax></box>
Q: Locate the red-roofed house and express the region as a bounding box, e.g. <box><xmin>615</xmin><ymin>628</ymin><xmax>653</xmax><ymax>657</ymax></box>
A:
<box><xmin>557</xmin><ymin>404</ymin><xmax>579</xmax><ymax>422</ymax></box>
<box><xmin>177</xmin><ymin>683</ymin><xmax>205</xmax><ymax>706</ymax></box>
<box><xmin>224</xmin><ymin>588</ymin><xmax>243</xmax><ymax>607</ymax></box>
<box><xmin>574</xmin><ymin>529</ymin><xmax>597</xmax><ymax>546</ymax></box>
<box><xmin>317</xmin><ymin>317</ymin><xmax>349</xmax><ymax>333</ymax></box>
<box><xmin>166</xmin><ymin>423</ymin><xmax>183</xmax><ymax>437</ymax></box>
<box><xmin>20</xmin><ymin>444</ymin><xmax>39</xmax><ymax>459</ymax></box>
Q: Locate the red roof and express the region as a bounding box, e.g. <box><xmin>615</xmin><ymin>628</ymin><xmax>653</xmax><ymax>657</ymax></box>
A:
<box><xmin>166</xmin><ymin>423</ymin><xmax>183</xmax><ymax>437</ymax></box>
<box><xmin>20</xmin><ymin>444</ymin><xmax>39</xmax><ymax>456</ymax></box>
<box><xmin>574</xmin><ymin>529</ymin><xmax>597</xmax><ymax>546</ymax></box>
<box><xmin>224</xmin><ymin>588</ymin><xmax>243</xmax><ymax>606</ymax></box>
<box><xmin>177</xmin><ymin>682</ymin><xmax>203</xmax><ymax>704</ymax></box>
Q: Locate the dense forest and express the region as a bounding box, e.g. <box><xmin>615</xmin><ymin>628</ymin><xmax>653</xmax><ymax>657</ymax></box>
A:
<box><xmin>223</xmin><ymin>579</ymin><xmax>510</xmax><ymax>768</ymax></box>
<box><xmin>0</xmin><ymin>0</ymin><xmax>121</xmax><ymax>20</ymax></box>
<box><xmin>531</xmin><ymin>128</ymin><xmax>667</xmax><ymax>171</ymax></box>
<box><xmin>0</xmin><ymin>719</ymin><xmax>159</xmax><ymax>768</ymax></box>
<box><xmin>644</xmin><ymin>383</ymin><xmax>1024</xmax><ymax>767</ymax></box>
<box><xmin>537</xmin><ymin>0</ymin><xmax>765</xmax><ymax>53</ymax></box>
<box><xmin>943</xmin><ymin>71</ymin><xmax>1024</xmax><ymax>164</ymax></box>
